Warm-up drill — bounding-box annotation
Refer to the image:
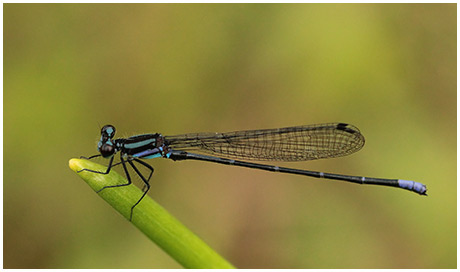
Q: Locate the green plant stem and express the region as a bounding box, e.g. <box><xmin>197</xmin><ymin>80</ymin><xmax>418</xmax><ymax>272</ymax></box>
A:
<box><xmin>69</xmin><ymin>158</ymin><xmax>235</xmax><ymax>269</ymax></box>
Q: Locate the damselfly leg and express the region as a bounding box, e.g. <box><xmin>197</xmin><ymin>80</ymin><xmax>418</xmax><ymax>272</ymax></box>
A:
<box><xmin>79</xmin><ymin>152</ymin><xmax>154</xmax><ymax>221</ymax></box>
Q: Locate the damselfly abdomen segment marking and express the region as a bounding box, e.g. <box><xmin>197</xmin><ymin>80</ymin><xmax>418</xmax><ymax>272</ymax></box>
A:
<box><xmin>79</xmin><ymin>123</ymin><xmax>427</xmax><ymax>221</ymax></box>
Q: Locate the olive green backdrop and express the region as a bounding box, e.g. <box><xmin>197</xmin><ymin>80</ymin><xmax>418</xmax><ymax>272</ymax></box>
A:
<box><xmin>4</xmin><ymin>3</ymin><xmax>456</xmax><ymax>269</ymax></box>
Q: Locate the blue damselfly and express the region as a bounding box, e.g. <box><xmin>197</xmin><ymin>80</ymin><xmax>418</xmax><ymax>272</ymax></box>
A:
<box><xmin>79</xmin><ymin>123</ymin><xmax>427</xmax><ymax>220</ymax></box>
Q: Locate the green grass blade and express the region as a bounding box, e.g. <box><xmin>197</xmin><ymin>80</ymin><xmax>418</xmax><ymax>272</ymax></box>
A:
<box><xmin>69</xmin><ymin>158</ymin><xmax>235</xmax><ymax>269</ymax></box>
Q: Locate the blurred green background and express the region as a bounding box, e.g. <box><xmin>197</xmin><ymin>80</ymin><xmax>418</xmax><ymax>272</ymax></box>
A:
<box><xmin>4</xmin><ymin>4</ymin><xmax>456</xmax><ymax>269</ymax></box>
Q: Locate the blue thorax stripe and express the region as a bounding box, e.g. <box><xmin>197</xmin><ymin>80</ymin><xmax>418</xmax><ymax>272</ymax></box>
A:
<box><xmin>124</xmin><ymin>138</ymin><xmax>156</xmax><ymax>149</ymax></box>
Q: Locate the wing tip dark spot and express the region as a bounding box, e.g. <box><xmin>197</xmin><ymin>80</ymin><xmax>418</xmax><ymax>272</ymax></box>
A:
<box><xmin>336</xmin><ymin>123</ymin><xmax>360</xmax><ymax>134</ymax></box>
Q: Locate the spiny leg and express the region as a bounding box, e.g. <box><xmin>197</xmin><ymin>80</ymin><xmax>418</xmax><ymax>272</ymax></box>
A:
<box><xmin>80</xmin><ymin>154</ymin><xmax>102</xmax><ymax>160</ymax></box>
<box><xmin>133</xmin><ymin>158</ymin><xmax>154</xmax><ymax>191</ymax></box>
<box><xmin>108</xmin><ymin>159</ymin><xmax>153</xmax><ymax>191</ymax></box>
<box><xmin>95</xmin><ymin>155</ymin><xmax>132</xmax><ymax>193</ymax></box>
<box><xmin>77</xmin><ymin>155</ymin><xmax>114</xmax><ymax>175</ymax></box>
<box><xmin>127</xmin><ymin>159</ymin><xmax>152</xmax><ymax>221</ymax></box>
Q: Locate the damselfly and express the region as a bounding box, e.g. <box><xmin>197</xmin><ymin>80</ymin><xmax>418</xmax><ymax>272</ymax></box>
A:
<box><xmin>79</xmin><ymin>123</ymin><xmax>427</xmax><ymax>221</ymax></box>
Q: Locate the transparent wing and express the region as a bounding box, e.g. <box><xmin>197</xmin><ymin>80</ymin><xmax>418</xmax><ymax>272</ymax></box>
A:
<box><xmin>164</xmin><ymin>123</ymin><xmax>365</xmax><ymax>161</ymax></box>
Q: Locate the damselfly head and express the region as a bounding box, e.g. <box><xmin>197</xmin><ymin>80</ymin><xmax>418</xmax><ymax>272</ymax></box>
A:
<box><xmin>101</xmin><ymin>125</ymin><xmax>116</xmax><ymax>139</ymax></box>
<box><xmin>99</xmin><ymin>142</ymin><xmax>116</xmax><ymax>158</ymax></box>
<box><xmin>97</xmin><ymin>125</ymin><xmax>117</xmax><ymax>158</ymax></box>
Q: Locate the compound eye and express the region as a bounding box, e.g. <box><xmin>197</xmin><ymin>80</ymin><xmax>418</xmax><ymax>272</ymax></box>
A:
<box><xmin>99</xmin><ymin>143</ymin><xmax>115</xmax><ymax>158</ymax></box>
<box><xmin>101</xmin><ymin>125</ymin><xmax>116</xmax><ymax>139</ymax></box>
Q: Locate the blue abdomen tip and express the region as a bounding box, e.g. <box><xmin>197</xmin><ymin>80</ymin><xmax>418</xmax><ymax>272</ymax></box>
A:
<box><xmin>398</xmin><ymin>179</ymin><xmax>427</xmax><ymax>195</ymax></box>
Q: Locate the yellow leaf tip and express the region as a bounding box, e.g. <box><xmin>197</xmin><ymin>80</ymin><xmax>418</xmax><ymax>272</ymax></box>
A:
<box><xmin>69</xmin><ymin>158</ymin><xmax>83</xmax><ymax>172</ymax></box>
